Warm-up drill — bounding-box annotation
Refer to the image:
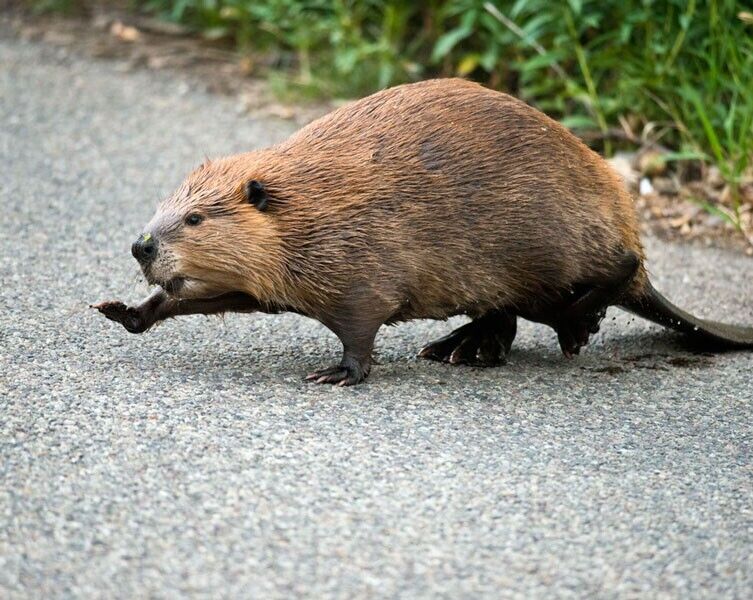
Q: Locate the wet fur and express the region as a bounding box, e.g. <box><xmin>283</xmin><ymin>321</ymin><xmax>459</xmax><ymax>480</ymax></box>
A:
<box><xmin>96</xmin><ymin>78</ymin><xmax>752</xmax><ymax>384</ymax></box>
<box><xmin>171</xmin><ymin>79</ymin><xmax>645</xmax><ymax>322</ymax></box>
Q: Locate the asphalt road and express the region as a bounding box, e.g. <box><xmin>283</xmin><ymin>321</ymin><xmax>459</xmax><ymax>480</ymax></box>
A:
<box><xmin>1</xmin><ymin>31</ymin><xmax>752</xmax><ymax>599</ymax></box>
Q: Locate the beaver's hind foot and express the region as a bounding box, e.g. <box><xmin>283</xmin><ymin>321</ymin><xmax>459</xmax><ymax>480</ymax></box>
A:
<box><xmin>418</xmin><ymin>310</ymin><xmax>517</xmax><ymax>367</ymax></box>
<box><xmin>554</xmin><ymin>308</ymin><xmax>606</xmax><ymax>358</ymax></box>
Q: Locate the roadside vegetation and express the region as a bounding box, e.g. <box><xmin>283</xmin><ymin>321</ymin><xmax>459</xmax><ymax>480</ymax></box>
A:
<box><xmin>28</xmin><ymin>1</ymin><xmax>753</xmax><ymax>236</ymax></box>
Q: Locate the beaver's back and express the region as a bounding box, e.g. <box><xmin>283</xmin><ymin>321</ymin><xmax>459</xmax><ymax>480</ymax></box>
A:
<box><xmin>248</xmin><ymin>79</ymin><xmax>643</xmax><ymax>319</ymax></box>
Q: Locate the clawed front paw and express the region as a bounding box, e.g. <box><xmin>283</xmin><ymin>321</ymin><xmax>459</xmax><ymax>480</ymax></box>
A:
<box><xmin>305</xmin><ymin>361</ymin><xmax>369</xmax><ymax>386</ymax></box>
<box><xmin>91</xmin><ymin>301</ymin><xmax>150</xmax><ymax>334</ymax></box>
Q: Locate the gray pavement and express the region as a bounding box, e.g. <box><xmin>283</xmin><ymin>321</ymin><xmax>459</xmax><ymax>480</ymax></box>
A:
<box><xmin>1</xmin><ymin>32</ymin><xmax>752</xmax><ymax>599</ymax></box>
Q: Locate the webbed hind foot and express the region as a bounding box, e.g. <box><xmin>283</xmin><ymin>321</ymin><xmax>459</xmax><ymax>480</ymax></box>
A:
<box><xmin>418</xmin><ymin>310</ymin><xmax>517</xmax><ymax>367</ymax></box>
<box><xmin>554</xmin><ymin>308</ymin><xmax>606</xmax><ymax>358</ymax></box>
<box><xmin>551</xmin><ymin>251</ymin><xmax>639</xmax><ymax>358</ymax></box>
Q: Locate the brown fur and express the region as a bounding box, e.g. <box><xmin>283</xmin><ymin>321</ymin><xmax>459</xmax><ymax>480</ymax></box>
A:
<box><xmin>96</xmin><ymin>78</ymin><xmax>752</xmax><ymax>385</ymax></box>
<box><xmin>165</xmin><ymin>79</ymin><xmax>645</xmax><ymax>319</ymax></box>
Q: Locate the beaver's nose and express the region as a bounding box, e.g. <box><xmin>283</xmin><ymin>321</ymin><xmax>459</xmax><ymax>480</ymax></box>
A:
<box><xmin>131</xmin><ymin>233</ymin><xmax>158</xmax><ymax>265</ymax></box>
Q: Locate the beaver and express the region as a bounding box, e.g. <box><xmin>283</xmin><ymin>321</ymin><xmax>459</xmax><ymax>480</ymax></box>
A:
<box><xmin>93</xmin><ymin>78</ymin><xmax>753</xmax><ymax>385</ymax></box>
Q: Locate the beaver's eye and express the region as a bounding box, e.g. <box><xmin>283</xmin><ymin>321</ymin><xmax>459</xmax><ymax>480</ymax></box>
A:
<box><xmin>185</xmin><ymin>213</ymin><xmax>203</xmax><ymax>226</ymax></box>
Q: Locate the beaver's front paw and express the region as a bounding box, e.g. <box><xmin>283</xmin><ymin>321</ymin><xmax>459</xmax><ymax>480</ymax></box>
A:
<box><xmin>305</xmin><ymin>357</ymin><xmax>370</xmax><ymax>386</ymax></box>
<box><xmin>91</xmin><ymin>301</ymin><xmax>150</xmax><ymax>334</ymax></box>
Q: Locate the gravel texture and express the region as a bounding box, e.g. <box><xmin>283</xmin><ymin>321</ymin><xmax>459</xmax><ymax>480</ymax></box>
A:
<box><xmin>1</xmin><ymin>32</ymin><xmax>752</xmax><ymax>599</ymax></box>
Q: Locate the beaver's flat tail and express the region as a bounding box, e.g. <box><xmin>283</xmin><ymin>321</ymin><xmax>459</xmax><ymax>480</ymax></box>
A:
<box><xmin>621</xmin><ymin>281</ymin><xmax>753</xmax><ymax>349</ymax></box>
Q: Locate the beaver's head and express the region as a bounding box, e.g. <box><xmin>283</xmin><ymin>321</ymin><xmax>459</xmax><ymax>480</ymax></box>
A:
<box><xmin>132</xmin><ymin>156</ymin><xmax>286</xmax><ymax>301</ymax></box>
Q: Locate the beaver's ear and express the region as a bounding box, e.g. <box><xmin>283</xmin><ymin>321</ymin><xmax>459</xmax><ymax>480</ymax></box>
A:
<box><xmin>245</xmin><ymin>180</ymin><xmax>268</xmax><ymax>211</ymax></box>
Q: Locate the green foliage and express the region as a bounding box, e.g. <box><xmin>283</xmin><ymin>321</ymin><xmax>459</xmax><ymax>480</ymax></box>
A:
<box><xmin>30</xmin><ymin>0</ymin><xmax>753</xmax><ymax>224</ymax></box>
<box><xmin>135</xmin><ymin>2</ymin><xmax>752</xmax><ymax>142</ymax></box>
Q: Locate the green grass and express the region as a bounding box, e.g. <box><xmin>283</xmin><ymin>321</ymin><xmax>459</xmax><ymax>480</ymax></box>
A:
<box><xmin>29</xmin><ymin>1</ymin><xmax>753</xmax><ymax>229</ymax></box>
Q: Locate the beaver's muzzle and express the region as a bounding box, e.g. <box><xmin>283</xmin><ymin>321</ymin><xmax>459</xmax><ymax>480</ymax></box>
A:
<box><xmin>131</xmin><ymin>233</ymin><xmax>158</xmax><ymax>266</ymax></box>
